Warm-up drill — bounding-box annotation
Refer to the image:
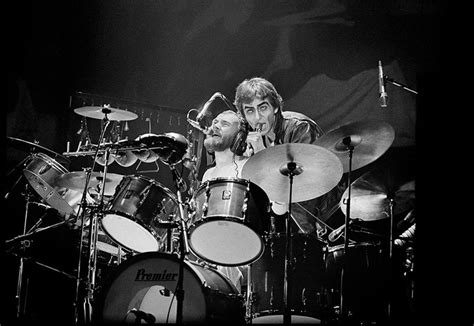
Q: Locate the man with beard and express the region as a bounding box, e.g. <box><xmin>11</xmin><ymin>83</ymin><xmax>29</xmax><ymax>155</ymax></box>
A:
<box><xmin>201</xmin><ymin>110</ymin><xmax>249</xmax><ymax>182</ymax></box>
<box><xmin>199</xmin><ymin>109</ymin><xmax>250</xmax><ymax>293</ymax></box>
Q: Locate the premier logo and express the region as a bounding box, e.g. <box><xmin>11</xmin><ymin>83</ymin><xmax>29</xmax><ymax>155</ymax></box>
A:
<box><xmin>135</xmin><ymin>268</ymin><xmax>178</xmax><ymax>281</ymax></box>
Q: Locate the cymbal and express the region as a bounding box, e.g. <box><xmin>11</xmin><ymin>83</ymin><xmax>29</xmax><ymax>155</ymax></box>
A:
<box><xmin>74</xmin><ymin>105</ymin><xmax>138</xmax><ymax>121</ymax></box>
<box><xmin>133</xmin><ymin>132</ymin><xmax>189</xmax><ymax>165</ymax></box>
<box><xmin>340</xmin><ymin>164</ymin><xmax>415</xmax><ymax>221</ymax></box>
<box><xmin>55</xmin><ymin>171</ymin><xmax>124</xmax><ymax>197</ymax></box>
<box><xmin>313</xmin><ymin>120</ymin><xmax>395</xmax><ymax>173</ymax></box>
<box><xmin>241</xmin><ymin>143</ymin><xmax>343</xmax><ymax>203</ymax></box>
<box><xmin>7</xmin><ymin>137</ymin><xmax>68</xmax><ymax>161</ymax></box>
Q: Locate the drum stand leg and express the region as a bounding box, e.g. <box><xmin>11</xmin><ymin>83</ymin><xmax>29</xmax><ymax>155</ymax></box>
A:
<box><xmin>14</xmin><ymin>184</ymin><xmax>32</xmax><ymax>320</ymax></box>
<box><xmin>170</xmin><ymin>165</ymin><xmax>190</xmax><ymax>325</ymax></box>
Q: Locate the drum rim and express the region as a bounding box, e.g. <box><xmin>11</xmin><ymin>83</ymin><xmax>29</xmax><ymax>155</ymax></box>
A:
<box><xmin>196</xmin><ymin>177</ymin><xmax>268</xmax><ymax>199</ymax></box>
<box><xmin>100</xmin><ymin>213</ymin><xmax>163</xmax><ymax>253</ymax></box>
<box><xmin>188</xmin><ymin>224</ymin><xmax>265</xmax><ymax>267</ymax></box>
<box><xmin>25</xmin><ymin>152</ymin><xmax>69</xmax><ymax>174</ymax></box>
<box><xmin>327</xmin><ymin>241</ymin><xmax>379</xmax><ymax>253</ymax></box>
<box><xmin>119</xmin><ymin>174</ymin><xmax>178</xmax><ymax>202</ymax></box>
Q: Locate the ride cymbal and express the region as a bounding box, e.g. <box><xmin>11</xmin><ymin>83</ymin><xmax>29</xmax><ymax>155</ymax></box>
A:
<box><xmin>241</xmin><ymin>143</ymin><xmax>343</xmax><ymax>203</ymax></box>
<box><xmin>314</xmin><ymin>120</ymin><xmax>395</xmax><ymax>173</ymax></box>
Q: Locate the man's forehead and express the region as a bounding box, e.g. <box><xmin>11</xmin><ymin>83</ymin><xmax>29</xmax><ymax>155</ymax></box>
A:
<box><xmin>243</xmin><ymin>97</ymin><xmax>269</xmax><ymax>107</ymax></box>
<box><xmin>217</xmin><ymin>111</ymin><xmax>239</xmax><ymax>123</ymax></box>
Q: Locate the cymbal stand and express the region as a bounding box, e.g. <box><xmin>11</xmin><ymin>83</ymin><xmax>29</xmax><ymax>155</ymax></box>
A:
<box><xmin>14</xmin><ymin>183</ymin><xmax>33</xmax><ymax>319</ymax></box>
<box><xmin>386</xmin><ymin>196</ymin><xmax>395</xmax><ymax>320</ymax></box>
<box><xmin>339</xmin><ymin>136</ymin><xmax>354</xmax><ymax>323</ymax></box>
<box><xmin>280</xmin><ymin>161</ymin><xmax>300</xmax><ymax>325</ymax></box>
<box><xmin>73</xmin><ymin>114</ymin><xmax>112</xmax><ymax>325</ymax></box>
<box><xmin>169</xmin><ymin>164</ymin><xmax>190</xmax><ymax>325</ymax></box>
<box><xmin>4</xmin><ymin>155</ymin><xmax>31</xmax><ymax>200</ymax></box>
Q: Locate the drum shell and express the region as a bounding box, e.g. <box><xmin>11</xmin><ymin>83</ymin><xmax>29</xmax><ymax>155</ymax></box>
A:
<box><xmin>23</xmin><ymin>153</ymin><xmax>84</xmax><ymax>217</ymax></box>
<box><xmin>250</xmin><ymin>233</ymin><xmax>325</xmax><ymax>322</ymax></box>
<box><xmin>189</xmin><ymin>178</ymin><xmax>271</xmax><ymax>266</ymax></box>
<box><xmin>324</xmin><ymin>242</ymin><xmax>391</xmax><ymax>321</ymax></box>
<box><xmin>192</xmin><ymin>177</ymin><xmax>270</xmax><ymax>232</ymax></box>
<box><xmin>96</xmin><ymin>252</ymin><xmax>245</xmax><ymax>324</ymax></box>
<box><xmin>102</xmin><ymin>175</ymin><xmax>179</xmax><ymax>253</ymax></box>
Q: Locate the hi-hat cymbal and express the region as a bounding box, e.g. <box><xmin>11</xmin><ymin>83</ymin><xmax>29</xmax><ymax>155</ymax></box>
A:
<box><xmin>55</xmin><ymin>171</ymin><xmax>124</xmax><ymax>196</ymax></box>
<box><xmin>241</xmin><ymin>143</ymin><xmax>343</xmax><ymax>203</ymax></box>
<box><xmin>314</xmin><ymin>120</ymin><xmax>395</xmax><ymax>173</ymax></box>
<box><xmin>7</xmin><ymin>137</ymin><xmax>69</xmax><ymax>162</ymax></box>
<box><xmin>74</xmin><ymin>105</ymin><xmax>138</xmax><ymax>121</ymax></box>
<box><xmin>340</xmin><ymin>163</ymin><xmax>415</xmax><ymax>221</ymax></box>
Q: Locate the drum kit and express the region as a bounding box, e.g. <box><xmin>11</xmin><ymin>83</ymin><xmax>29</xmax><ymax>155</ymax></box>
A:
<box><xmin>4</xmin><ymin>104</ymin><xmax>416</xmax><ymax>324</ymax></box>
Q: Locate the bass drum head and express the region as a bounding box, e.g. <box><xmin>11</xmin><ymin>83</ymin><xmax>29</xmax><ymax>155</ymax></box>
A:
<box><xmin>96</xmin><ymin>252</ymin><xmax>245</xmax><ymax>324</ymax></box>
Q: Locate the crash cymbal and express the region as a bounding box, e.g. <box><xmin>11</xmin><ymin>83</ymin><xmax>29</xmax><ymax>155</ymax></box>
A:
<box><xmin>241</xmin><ymin>143</ymin><xmax>343</xmax><ymax>203</ymax></box>
<box><xmin>7</xmin><ymin>137</ymin><xmax>69</xmax><ymax>162</ymax></box>
<box><xmin>314</xmin><ymin>120</ymin><xmax>395</xmax><ymax>173</ymax></box>
<box><xmin>74</xmin><ymin>105</ymin><xmax>138</xmax><ymax>121</ymax></box>
<box><xmin>340</xmin><ymin>164</ymin><xmax>415</xmax><ymax>221</ymax></box>
<box><xmin>55</xmin><ymin>171</ymin><xmax>124</xmax><ymax>197</ymax></box>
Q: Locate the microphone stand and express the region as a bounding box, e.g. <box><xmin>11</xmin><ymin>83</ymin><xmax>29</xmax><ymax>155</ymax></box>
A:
<box><xmin>169</xmin><ymin>164</ymin><xmax>189</xmax><ymax>325</ymax></box>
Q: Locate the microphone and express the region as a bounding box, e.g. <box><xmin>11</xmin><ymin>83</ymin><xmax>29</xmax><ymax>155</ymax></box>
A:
<box><xmin>187</xmin><ymin>117</ymin><xmax>209</xmax><ymax>133</ymax></box>
<box><xmin>378</xmin><ymin>60</ymin><xmax>388</xmax><ymax>108</ymax></box>
<box><xmin>128</xmin><ymin>308</ymin><xmax>156</xmax><ymax>324</ymax></box>
<box><xmin>196</xmin><ymin>92</ymin><xmax>221</xmax><ymax>122</ymax></box>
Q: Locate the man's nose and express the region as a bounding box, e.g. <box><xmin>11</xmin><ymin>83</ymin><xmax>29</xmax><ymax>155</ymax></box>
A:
<box><xmin>254</xmin><ymin>110</ymin><xmax>261</xmax><ymax>120</ymax></box>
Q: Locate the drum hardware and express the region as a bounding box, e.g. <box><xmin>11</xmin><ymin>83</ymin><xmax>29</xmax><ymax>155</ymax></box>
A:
<box><xmin>314</xmin><ymin>120</ymin><xmax>396</xmax><ymax>322</ymax></box>
<box><xmin>71</xmin><ymin>110</ymin><xmax>117</xmax><ymax>325</ymax></box>
<box><xmin>168</xmin><ymin>163</ymin><xmax>191</xmax><ymax>325</ymax></box>
<box><xmin>188</xmin><ymin>177</ymin><xmax>270</xmax><ymax>266</ymax></box>
<box><xmin>242</xmin><ymin>143</ymin><xmax>343</xmax><ymax>324</ymax></box>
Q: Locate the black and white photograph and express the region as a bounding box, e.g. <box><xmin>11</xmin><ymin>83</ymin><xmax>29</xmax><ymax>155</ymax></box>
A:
<box><xmin>5</xmin><ymin>0</ymin><xmax>446</xmax><ymax>325</ymax></box>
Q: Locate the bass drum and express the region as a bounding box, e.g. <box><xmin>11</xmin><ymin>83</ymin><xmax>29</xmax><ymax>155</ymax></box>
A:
<box><xmin>97</xmin><ymin>252</ymin><xmax>245</xmax><ymax>324</ymax></box>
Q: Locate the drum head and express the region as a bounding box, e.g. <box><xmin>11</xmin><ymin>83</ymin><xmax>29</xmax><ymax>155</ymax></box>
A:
<box><xmin>97</xmin><ymin>252</ymin><xmax>241</xmax><ymax>324</ymax></box>
<box><xmin>101</xmin><ymin>214</ymin><xmax>160</xmax><ymax>253</ymax></box>
<box><xmin>189</xmin><ymin>217</ymin><xmax>264</xmax><ymax>266</ymax></box>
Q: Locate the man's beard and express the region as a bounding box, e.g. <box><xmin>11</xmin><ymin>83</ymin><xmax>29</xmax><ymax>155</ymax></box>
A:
<box><xmin>204</xmin><ymin>135</ymin><xmax>234</xmax><ymax>153</ymax></box>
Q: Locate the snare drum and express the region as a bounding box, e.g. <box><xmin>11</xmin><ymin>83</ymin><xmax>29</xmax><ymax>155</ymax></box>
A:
<box><xmin>97</xmin><ymin>252</ymin><xmax>245</xmax><ymax>324</ymax></box>
<box><xmin>23</xmin><ymin>153</ymin><xmax>84</xmax><ymax>218</ymax></box>
<box><xmin>102</xmin><ymin>175</ymin><xmax>179</xmax><ymax>253</ymax></box>
<box><xmin>189</xmin><ymin>178</ymin><xmax>271</xmax><ymax>266</ymax></box>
